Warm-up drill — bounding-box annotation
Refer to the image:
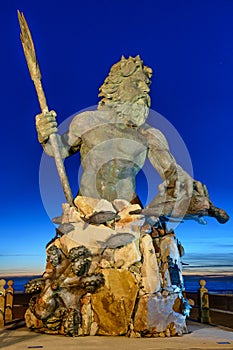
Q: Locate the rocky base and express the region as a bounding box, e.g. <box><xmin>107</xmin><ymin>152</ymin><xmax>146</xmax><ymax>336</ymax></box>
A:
<box><xmin>25</xmin><ymin>197</ymin><xmax>190</xmax><ymax>337</ymax></box>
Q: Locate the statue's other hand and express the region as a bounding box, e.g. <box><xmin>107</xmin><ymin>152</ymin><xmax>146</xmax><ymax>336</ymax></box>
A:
<box><xmin>158</xmin><ymin>167</ymin><xmax>194</xmax><ymax>199</ymax></box>
<box><xmin>35</xmin><ymin>110</ymin><xmax>58</xmax><ymax>144</ymax></box>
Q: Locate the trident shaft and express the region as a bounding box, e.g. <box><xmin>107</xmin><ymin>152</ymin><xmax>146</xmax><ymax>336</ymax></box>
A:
<box><xmin>17</xmin><ymin>11</ymin><xmax>73</xmax><ymax>206</ymax></box>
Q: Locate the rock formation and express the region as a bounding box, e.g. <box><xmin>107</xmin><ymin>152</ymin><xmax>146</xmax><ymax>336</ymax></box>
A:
<box><xmin>25</xmin><ymin>198</ymin><xmax>190</xmax><ymax>337</ymax></box>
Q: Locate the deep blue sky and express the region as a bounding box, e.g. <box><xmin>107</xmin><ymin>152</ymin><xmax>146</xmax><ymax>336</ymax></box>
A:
<box><xmin>0</xmin><ymin>0</ymin><xmax>232</xmax><ymax>275</ymax></box>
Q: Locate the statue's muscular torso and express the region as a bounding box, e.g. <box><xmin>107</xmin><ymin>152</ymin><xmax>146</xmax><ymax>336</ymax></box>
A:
<box><xmin>65</xmin><ymin>110</ymin><xmax>149</xmax><ymax>202</ymax></box>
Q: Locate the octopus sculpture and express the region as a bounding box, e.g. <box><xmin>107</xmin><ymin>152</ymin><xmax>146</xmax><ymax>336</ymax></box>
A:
<box><xmin>25</xmin><ymin>244</ymin><xmax>104</xmax><ymax>336</ymax></box>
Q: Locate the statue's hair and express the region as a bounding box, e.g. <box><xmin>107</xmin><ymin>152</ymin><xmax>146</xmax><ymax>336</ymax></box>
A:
<box><xmin>98</xmin><ymin>55</ymin><xmax>152</xmax><ymax>109</ymax></box>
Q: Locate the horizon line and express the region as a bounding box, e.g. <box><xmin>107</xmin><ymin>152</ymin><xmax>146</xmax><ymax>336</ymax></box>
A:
<box><xmin>1</xmin><ymin>271</ymin><xmax>233</xmax><ymax>278</ymax></box>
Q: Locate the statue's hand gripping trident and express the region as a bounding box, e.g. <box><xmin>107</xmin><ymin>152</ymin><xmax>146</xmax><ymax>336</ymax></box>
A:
<box><xmin>17</xmin><ymin>11</ymin><xmax>73</xmax><ymax>206</ymax></box>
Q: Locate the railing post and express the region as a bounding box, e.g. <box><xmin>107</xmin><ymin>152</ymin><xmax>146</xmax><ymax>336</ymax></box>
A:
<box><xmin>5</xmin><ymin>280</ymin><xmax>14</xmax><ymax>323</ymax></box>
<box><xmin>198</xmin><ymin>279</ymin><xmax>211</xmax><ymax>324</ymax></box>
<box><xmin>0</xmin><ymin>279</ymin><xmax>6</xmax><ymax>328</ymax></box>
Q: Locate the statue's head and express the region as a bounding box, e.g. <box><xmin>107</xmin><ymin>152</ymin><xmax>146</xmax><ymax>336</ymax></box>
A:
<box><xmin>98</xmin><ymin>55</ymin><xmax>152</xmax><ymax>127</ymax></box>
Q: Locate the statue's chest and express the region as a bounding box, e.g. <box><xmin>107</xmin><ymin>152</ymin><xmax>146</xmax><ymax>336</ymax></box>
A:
<box><xmin>81</xmin><ymin>124</ymin><xmax>147</xmax><ymax>160</ymax></box>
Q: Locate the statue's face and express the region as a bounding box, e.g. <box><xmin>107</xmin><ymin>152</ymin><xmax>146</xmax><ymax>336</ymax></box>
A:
<box><xmin>115</xmin><ymin>70</ymin><xmax>151</xmax><ymax>127</ymax></box>
<box><xmin>71</xmin><ymin>257</ymin><xmax>91</xmax><ymax>276</ymax></box>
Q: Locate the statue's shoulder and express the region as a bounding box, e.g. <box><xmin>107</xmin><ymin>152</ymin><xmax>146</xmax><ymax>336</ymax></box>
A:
<box><xmin>140</xmin><ymin>123</ymin><xmax>169</xmax><ymax>147</ymax></box>
<box><xmin>70</xmin><ymin>109</ymin><xmax>105</xmax><ymax>125</ymax></box>
<box><xmin>69</xmin><ymin>109</ymin><xmax>109</xmax><ymax>136</ymax></box>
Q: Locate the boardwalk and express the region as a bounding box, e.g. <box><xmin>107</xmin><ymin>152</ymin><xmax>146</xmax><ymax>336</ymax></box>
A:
<box><xmin>1</xmin><ymin>321</ymin><xmax>233</xmax><ymax>350</ymax></box>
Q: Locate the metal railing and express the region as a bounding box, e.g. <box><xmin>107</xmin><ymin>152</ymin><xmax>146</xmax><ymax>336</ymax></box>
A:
<box><xmin>0</xmin><ymin>279</ymin><xmax>14</xmax><ymax>327</ymax></box>
<box><xmin>185</xmin><ymin>279</ymin><xmax>233</xmax><ymax>329</ymax></box>
<box><xmin>1</xmin><ymin>278</ymin><xmax>232</xmax><ymax>329</ymax></box>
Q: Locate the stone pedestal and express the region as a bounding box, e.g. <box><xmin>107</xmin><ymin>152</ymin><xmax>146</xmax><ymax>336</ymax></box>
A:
<box><xmin>92</xmin><ymin>269</ymin><xmax>138</xmax><ymax>335</ymax></box>
<box><xmin>25</xmin><ymin>198</ymin><xmax>190</xmax><ymax>337</ymax></box>
<box><xmin>134</xmin><ymin>293</ymin><xmax>187</xmax><ymax>336</ymax></box>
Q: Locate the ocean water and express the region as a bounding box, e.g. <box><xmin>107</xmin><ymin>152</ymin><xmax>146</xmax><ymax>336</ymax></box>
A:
<box><xmin>183</xmin><ymin>275</ymin><xmax>233</xmax><ymax>294</ymax></box>
<box><xmin>1</xmin><ymin>274</ymin><xmax>233</xmax><ymax>294</ymax></box>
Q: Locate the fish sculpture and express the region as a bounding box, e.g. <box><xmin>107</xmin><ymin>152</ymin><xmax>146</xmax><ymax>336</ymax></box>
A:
<box><xmin>97</xmin><ymin>232</ymin><xmax>136</xmax><ymax>254</ymax></box>
<box><xmin>57</xmin><ymin>223</ymin><xmax>75</xmax><ymax>234</ymax></box>
<box><xmin>83</xmin><ymin>211</ymin><xmax>120</xmax><ymax>225</ymax></box>
<box><xmin>129</xmin><ymin>209</ymin><xmax>184</xmax><ymax>224</ymax></box>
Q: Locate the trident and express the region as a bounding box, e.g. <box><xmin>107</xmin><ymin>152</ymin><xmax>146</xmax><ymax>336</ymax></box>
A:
<box><xmin>17</xmin><ymin>11</ymin><xmax>73</xmax><ymax>206</ymax></box>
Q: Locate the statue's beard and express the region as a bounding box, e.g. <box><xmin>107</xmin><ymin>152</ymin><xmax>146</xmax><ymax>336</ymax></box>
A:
<box><xmin>114</xmin><ymin>100</ymin><xmax>149</xmax><ymax>127</ymax></box>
